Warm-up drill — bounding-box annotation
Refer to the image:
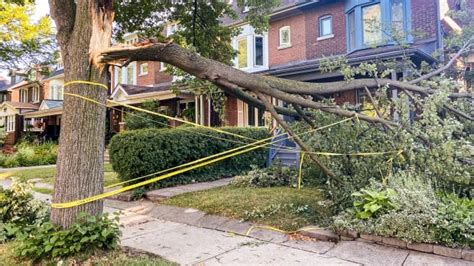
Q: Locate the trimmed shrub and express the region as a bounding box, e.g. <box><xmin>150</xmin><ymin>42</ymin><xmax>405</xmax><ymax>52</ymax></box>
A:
<box><xmin>109</xmin><ymin>127</ymin><xmax>270</xmax><ymax>188</ymax></box>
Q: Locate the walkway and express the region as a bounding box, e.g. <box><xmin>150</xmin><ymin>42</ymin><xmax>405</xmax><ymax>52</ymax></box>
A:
<box><xmin>0</xmin><ymin>179</ymin><xmax>471</xmax><ymax>265</ymax></box>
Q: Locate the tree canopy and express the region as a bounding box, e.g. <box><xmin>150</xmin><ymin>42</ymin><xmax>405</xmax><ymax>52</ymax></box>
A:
<box><xmin>0</xmin><ymin>0</ymin><xmax>56</xmax><ymax>70</ymax></box>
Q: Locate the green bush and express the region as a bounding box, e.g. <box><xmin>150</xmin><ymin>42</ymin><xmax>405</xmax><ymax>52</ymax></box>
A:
<box><xmin>109</xmin><ymin>127</ymin><xmax>270</xmax><ymax>189</ymax></box>
<box><xmin>434</xmin><ymin>194</ymin><xmax>474</xmax><ymax>248</ymax></box>
<box><xmin>0</xmin><ymin>179</ymin><xmax>49</xmax><ymax>242</ymax></box>
<box><xmin>333</xmin><ymin>171</ymin><xmax>473</xmax><ymax>248</ymax></box>
<box><xmin>14</xmin><ymin>213</ymin><xmax>121</xmax><ymax>261</ymax></box>
<box><xmin>0</xmin><ymin>142</ymin><xmax>58</xmax><ymax>168</ymax></box>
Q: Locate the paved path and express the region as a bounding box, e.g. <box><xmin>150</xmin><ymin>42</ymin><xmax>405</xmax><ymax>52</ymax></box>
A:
<box><xmin>0</xmin><ymin>180</ymin><xmax>471</xmax><ymax>265</ymax></box>
<box><xmin>0</xmin><ymin>164</ymin><xmax>56</xmax><ymax>172</ymax></box>
<box><xmin>145</xmin><ymin>178</ymin><xmax>233</xmax><ymax>201</ymax></box>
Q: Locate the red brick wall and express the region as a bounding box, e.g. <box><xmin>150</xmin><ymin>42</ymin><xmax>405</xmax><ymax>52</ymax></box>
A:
<box><xmin>136</xmin><ymin>61</ymin><xmax>172</xmax><ymax>86</ymax></box>
<box><xmin>334</xmin><ymin>91</ymin><xmax>356</xmax><ymax>105</ymax></box>
<box><xmin>412</xmin><ymin>0</ymin><xmax>438</xmax><ymax>41</ymax></box>
<box><xmin>305</xmin><ymin>1</ymin><xmax>347</xmax><ymax>59</ymax></box>
<box><xmin>224</xmin><ymin>96</ymin><xmax>238</xmax><ymax>126</ymax></box>
<box><xmin>268</xmin><ymin>14</ymin><xmax>307</xmax><ymax>66</ymax></box>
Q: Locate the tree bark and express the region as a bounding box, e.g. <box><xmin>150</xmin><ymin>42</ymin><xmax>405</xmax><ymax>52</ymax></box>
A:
<box><xmin>49</xmin><ymin>0</ymin><xmax>113</xmax><ymax>228</ymax></box>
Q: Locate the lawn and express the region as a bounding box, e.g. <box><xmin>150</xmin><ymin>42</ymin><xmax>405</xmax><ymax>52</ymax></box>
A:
<box><xmin>0</xmin><ymin>242</ymin><xmax>176</xmax><ymax>266</ymax></box>
<box><xmin>6</xmin><ymin>163</ymin><xmax>120</xmax><ymax>193</ymax></box>
<box><xmin>163</xmin><ymin>186</ymin><xmax>331</xmax><ymax>231</ymax></box>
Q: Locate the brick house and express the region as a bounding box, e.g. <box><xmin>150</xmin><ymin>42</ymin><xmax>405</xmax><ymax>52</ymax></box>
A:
<box><xmin>0</xmin><ymin>68</ymin><xmax>64</xmax><ymax>146</ymax></box>
<box><xmin>109</xmin><ymin>31</ymin><xmax>196</xmax><ymax>133</ymax></box>
<box><xmin>222</xmin><ymin>0</ymin><xmax>443</xmax><ymax>127</ymax></box>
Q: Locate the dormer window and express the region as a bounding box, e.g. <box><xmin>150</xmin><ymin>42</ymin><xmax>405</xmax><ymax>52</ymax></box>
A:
<box><xmin>279</xmin><ymin>26</ymin><xmax>291</xmax><ymax>48</ymax></box>
<box><xmin>20</xmin><ymin>88</ymin><xmax>28</xmax><ymax>103</ymax></box>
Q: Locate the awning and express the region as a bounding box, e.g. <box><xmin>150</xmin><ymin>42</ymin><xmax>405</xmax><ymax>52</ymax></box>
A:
<box><xmin>23</xmin><ymin>107</ymin><xmax>63</xmax><ymax>118</ymax></box>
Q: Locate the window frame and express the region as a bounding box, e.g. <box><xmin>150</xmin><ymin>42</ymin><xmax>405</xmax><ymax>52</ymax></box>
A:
<box><xmin>20</xmin><ymin>88</ymin><xmax>28</xmax><ymax>103</ymax></box>
<box><xmin>361</xmin><ymin>2</ymin><xmax>383</xmax><ymax>47</ymax></box>
<box><xmin>6</xmin><ymin>115</ymin><xmax>15</xmax><ymax>132</ymax></box>
<box><xmin>278</xmin><ymin>26</ymin><xmax>291</xmax><ymax>49</ymax></box>
<box><xmin>32</xmin><ymin>86</ymin><xmax>40</xmax><ymax>103</ymax></box>
<box><xmin>254</xmin><ymin>36</ymin><xmax>264</xmax><ymax>67</ymax></box>
<box><xmin>345</xmin><ymin>0</ymin><xmax>411</xmax><ymax>53</ymax></box>
<box><xmin>237</xmin><ymin>37</ymin><xmax>248</xmax><ymax>69</ymax></box>
<box><xmin>318</xmin><ymin>15</ymin><xmax>333</xmax><ymax>39</ymax></box>
<box><xmin>139</xmin><ymin>63</ymin><xmax>149</xmax><ymax>76</ymax></box>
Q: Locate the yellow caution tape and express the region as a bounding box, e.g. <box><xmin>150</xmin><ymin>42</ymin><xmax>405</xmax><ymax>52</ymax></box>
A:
<box><xmin>297</xmin><ymin>152</ymin><xmax>306</xmax><ymax>190</ymax></box>
<box><xmin>0</xmin><ymin>172</ymin><xmax>14</xmax><ymax>179</ymax></box>
<box><xmin>64</xmin><ymin>81</ymin><xmax>108</xmax><ymax>90</ymax></box>
<box><xmin>51</xmin><ymin>140</ymin><xmax>269</xmax><ymax>208</ymax></box>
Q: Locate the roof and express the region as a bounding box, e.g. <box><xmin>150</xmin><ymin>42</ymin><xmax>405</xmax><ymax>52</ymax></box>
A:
<box><xmin>118</xmin><ymin>83</ymin><xmax>172</xmax><ymax>96</ymax></box>
<box><xmin>5</xmin><ymin>80</ymin><xmax>42</xmax><ymax>91</ymax></box>
<box><xmin>22</xmin><ymin>106</ymin><xmax>62</xmax><ymax>118</ymax></box>
<box><xmin>0</xmin><ymin>77</ymin><xmax>10</xmax><ymax>92</ymax></box>
<box><xmin>1</xmin><ymin>101</ymin><xmax>39</xmax><ymax>110</ymax></box>
<box><xmin>44</xmin><ymin>68</ymin><xmax>64</xmax><ymax>81</ymax></box>
<box><xmin>41</xmin><ymin>100</ymin><xmax>63</xmax><ymax>109</ymax></box>
<box><xmin>265</xmin><ymin>44</ymin><xmax>438</xmax><ymax>80</ymax></box>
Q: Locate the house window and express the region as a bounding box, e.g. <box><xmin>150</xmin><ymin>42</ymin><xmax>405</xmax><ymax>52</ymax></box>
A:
<box><xmin>20</xmin><ymin>89</ymin><xmax>28</xmax><ymax>103</ymax></box>
<box><xmin>391</xmin><ymin>0</ymin><xmax>405</xmax><ymax>36</ymax></box>
<box><xmin>254</xmin><ymin>36</ymin><xmax>263</xmax><ymax>66</ymax></box>
<box><xmin>32</xmin><ymin>86</ymin><xmax>40</xmax><ymax>103</ymax></box>
<box><xmin>279</xmin><ymin>26</ymin><xmax>291</xmax><ymax>48</ymax></box>
<box><xmin>319</xmin><ymin>16</ymin><xmax>333</xmax><ymax>37</ymax></box>
<box><xmin>237</xmin><ymin>38</ymin><xmax>248</xmax><ymax>68</ymax></box>
<box><xmin>362</xmin><ymin>3</ymin><xmax>382</xmax><ymax>46</ymax></box>
<box><xmin>139</xmin><ymin>63</ymin><xmax>148</xmax><ymax>75</ymax></box>
<box><xmin>6</xmin><ymin>115</ymin><xmax>15</xmax><ymax>132</ymax></box>
<box><xmin>49</xmin><ymin>84</ymin><xmax>64</xmax><ymax>100</ymax></box>
<box><xmin>125</xmin><ymin>64</ymin><xmax>136</xmax><ymax>85</ymax></box>
<box><xmin>246</xmin><ymin>103</ymin><xmax>265</xmax><ymax>127</ymax></box>
<box><xmin>348</xmin><ymin>11</ymin><xmax>356</xmax><ymax>51</ymax></box>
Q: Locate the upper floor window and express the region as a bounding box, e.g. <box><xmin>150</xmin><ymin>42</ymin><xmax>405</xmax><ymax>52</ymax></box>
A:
<box><xmin>237</xmin><ymin>38</ymin><xmax>248</xmax><ymax>68</ymax></box>
<box><xmin>279</xmin><ymin>26</ymin><xmax>291</xmax><ymax>48</ymax></box>
<box><xmin>346</xmin><ymin>0</ymin><xmax>410</xmax><ymax>52</ymax></box>
<box><xmin>32</xmin><ymin>86</ymin><xmax>40</xmax><ymax>103</ymax></box>
<box><xmin>362</xmin><ymin>3</ymin><xmax>382</xmax><ymax>46</ymax></box>
<box><xmin>20</xmin><ymin>88</ymin><xmax>28</xmax><ymax>103</ymax></box>
<box><xmin>139</xmin><ymin>63</ymin><xmax>148</xmax><ymax>76</ymax></box>
<box><xmin>391</xmin><ymin>0</ymin><xmax>406</xmax><ymax>36</ymax></box>
<box><xmin>254</xmin><ymin>36</ymin><xmax>264</xmax><ymax>66</ymax></box>
<box><xmin>319</xmin><ymin>15</ymin><xmax>333</xmax><ymax>38</ymax></box>
<box><xmin>49</xmin><ymin>84</ymin><xmax>63</xmax><ymax>100</ymax></box>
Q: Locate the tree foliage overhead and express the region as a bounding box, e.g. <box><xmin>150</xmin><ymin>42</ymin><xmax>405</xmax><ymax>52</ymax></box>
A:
<box><xmin>0</xmin><ymin>0</ymin><xmax>56</xmax><ymax>70</ymax></box>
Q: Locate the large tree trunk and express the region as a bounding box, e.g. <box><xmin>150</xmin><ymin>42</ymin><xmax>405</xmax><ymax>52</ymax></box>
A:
<box><xmin>49</xmin><ymin>0</ymin><xmax>114</xmax><ymax>228</ymax></box>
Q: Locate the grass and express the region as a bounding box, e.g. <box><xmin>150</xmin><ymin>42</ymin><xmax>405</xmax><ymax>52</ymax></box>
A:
<box><xmin>164</xmin><ymin>186</ymin><xmax>331</xmax><ymax>231</ymax></box>
<box><xmin>0</xmin><ymin>242</ymin><xmax>176</xmax><ymax>266</ymax></box>
<box><xmin>9</xmin><ymin>163</ymin><xmax>120</xmax><ymax>185</ymax></box>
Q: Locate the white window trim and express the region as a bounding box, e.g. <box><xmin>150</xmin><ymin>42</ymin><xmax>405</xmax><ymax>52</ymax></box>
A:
<box><xmin>139</xmin><ymin>63</ymin><xmax>149</xmax><ymax>76</ymax></box>
<box><xmin>6</xmin><ymin>115</ymin><xmax>15</xmax><ymax>132</ymax></box>
<box><xmin>278</xmin><ymin>26</ymin><xmax>291</xmax><ymax>49</ymax></box>
<box><xmin>160</xmin><ymin>62</ymin><xmax>167</xmax><ymax>72</ymax></box>
<box><xmin>20</xmin><ymin>88</ymin><xmax>28</xmax><ymax>103</ymax></box>
<box><xmin>319</xmin><ymin>15</ymin><xmax>333</xmax><ymax>38</ymax></box>
<box><xmin>32</xmin><ymin>86</ymin><xmax>40</xmax><ymax>103</ymax></box>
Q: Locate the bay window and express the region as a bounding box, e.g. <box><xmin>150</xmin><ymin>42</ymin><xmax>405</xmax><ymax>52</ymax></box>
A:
<box><xmin>233</xmin><ymin>24</ymin><xmax>268</xmax><ymax>71</ymax></box>
<box><xmin>362</xmin><ymin>3</ymin><xmax>382</xmax><ymax>46</ymax></box>
<box><xmin>346</xmin><ymin>0</ymin><xmax>411</xmax><ymax>52</ymax></box>
<box><xmin>237</xmin><ymin>38</ymin><xmax>248</xmax><ymax>68</ymax></box>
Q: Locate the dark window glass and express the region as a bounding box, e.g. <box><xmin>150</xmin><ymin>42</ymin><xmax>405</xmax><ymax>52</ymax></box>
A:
<box><xmin>255</xmin><ymin>36</ymin><xmax>263</xmax><ymax>66</ymax></box>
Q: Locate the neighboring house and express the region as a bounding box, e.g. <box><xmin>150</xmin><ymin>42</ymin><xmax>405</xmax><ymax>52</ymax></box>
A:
<box><xmin>440</xmin><ymin>0</ymin><xmax>474</xmax><ymax>91</ymax></box>
<box><xmin>0</xmin><ymin>68</ymin><xmax>64</xmax><ymax>146</ymax></box>
<box><xmin>22</xmin><ymin>68</ymin><xmax>64</xmax><ymax>142</ymax></box>
<box><xmin>0</xmin><ymin>75</ymin><xmax>10</xmax><ymax>103</ymax></box>
<box><xmin>109</xmin><ymin>30</ymin><xmax>196</xmax><ymax>133</ymax></box>
<box><xmin>264</xmin><ymin>0</ymin><xmax>441</xmax><ymax>104</ymax></box>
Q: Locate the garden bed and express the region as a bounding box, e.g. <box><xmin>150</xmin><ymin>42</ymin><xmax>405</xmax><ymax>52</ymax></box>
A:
<box><xmin>0</xmin><ymin>142</ymin><xmax>58</xmax><ymax>168</ymax></box>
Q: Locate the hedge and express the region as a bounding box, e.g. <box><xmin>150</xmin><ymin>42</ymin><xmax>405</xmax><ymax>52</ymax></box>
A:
<box><xmin>109</xmin><ymin>127</ymin><xmax>270</xmax><ymax>188</ymax></box>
